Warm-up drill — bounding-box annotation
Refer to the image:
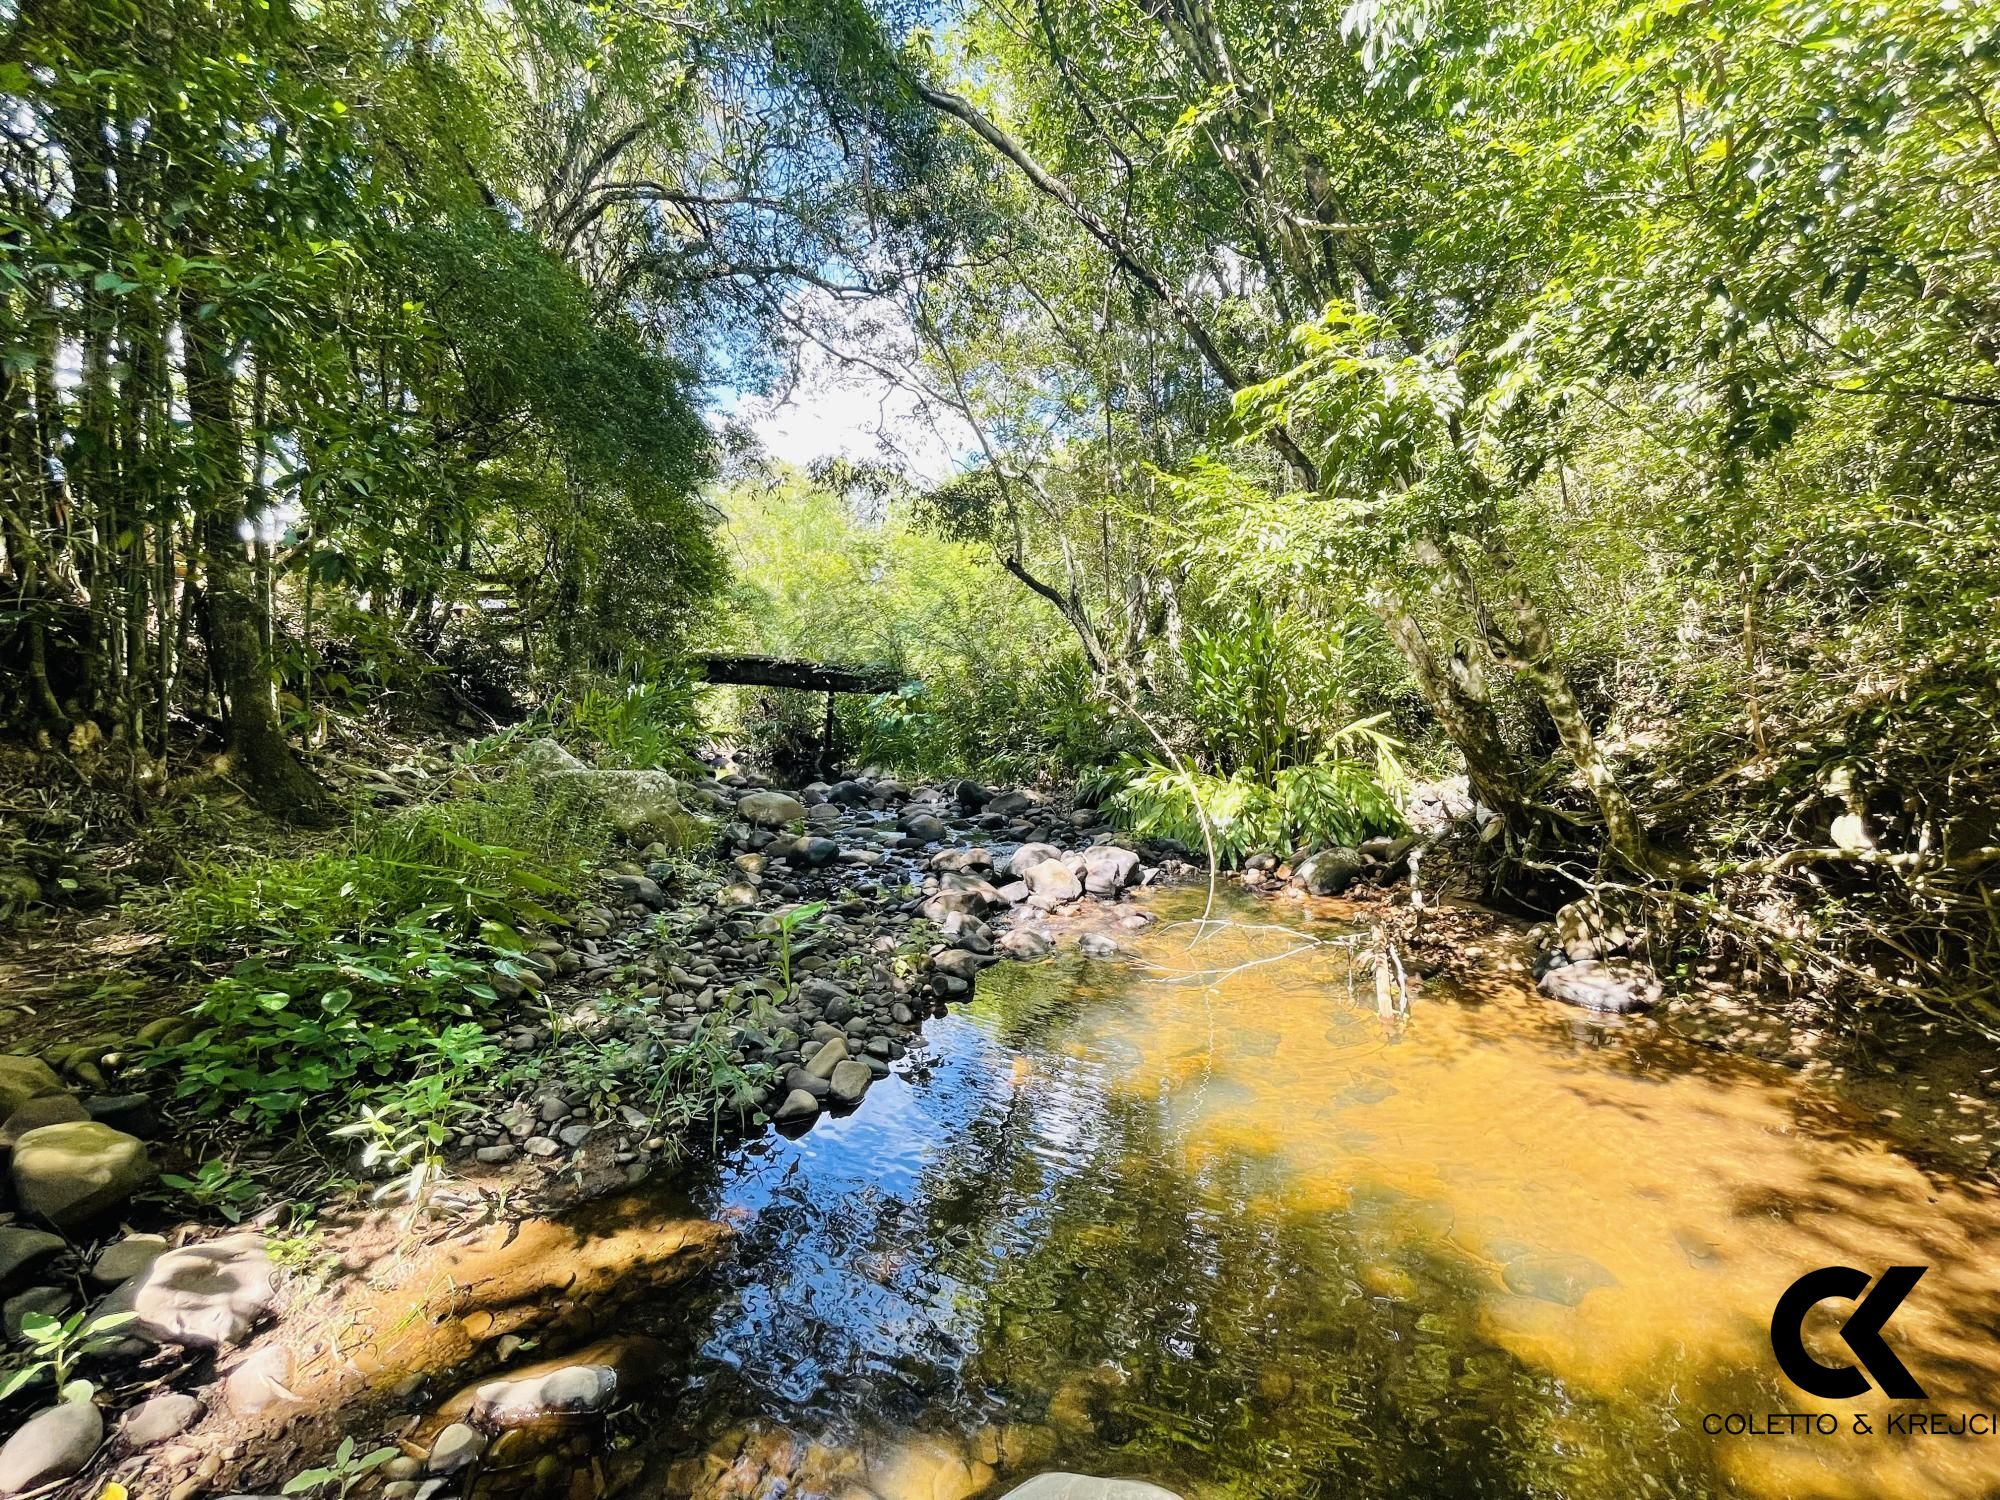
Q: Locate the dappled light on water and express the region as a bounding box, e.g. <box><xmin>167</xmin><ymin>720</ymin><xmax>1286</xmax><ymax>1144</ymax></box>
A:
<box><xmin>510</xmin><ymin>889</ymin><xmax>2000</xmax><ymax>1500</ymax></box>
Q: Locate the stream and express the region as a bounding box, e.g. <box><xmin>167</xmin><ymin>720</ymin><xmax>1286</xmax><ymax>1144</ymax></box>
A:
<box><xmin>457</xmin><ymin>888</ymin><xmax>2000</xmax><ymax>1500</ymax></box>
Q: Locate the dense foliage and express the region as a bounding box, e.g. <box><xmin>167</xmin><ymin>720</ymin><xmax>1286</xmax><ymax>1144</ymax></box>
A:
<box><xmin>6</xmin><ymin>0</ymin><xmax>1995</xmax><ymax>1018</ymax></box>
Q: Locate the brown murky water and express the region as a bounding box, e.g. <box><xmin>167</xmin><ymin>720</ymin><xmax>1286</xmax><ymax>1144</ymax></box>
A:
<box><xmin>459</xmin><ymin>890</ymin><xmax>2000</xmax><ymax>1500</ymax></box>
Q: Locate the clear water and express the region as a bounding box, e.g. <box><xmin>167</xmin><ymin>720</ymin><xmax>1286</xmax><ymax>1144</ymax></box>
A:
<box><xmin>454</xmin><ymin>890</ymin><xmax>2000</xmax><ymax>1500</ymax></box>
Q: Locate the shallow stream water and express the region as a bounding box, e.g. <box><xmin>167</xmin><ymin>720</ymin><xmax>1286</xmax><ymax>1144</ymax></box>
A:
<box><xmin>479</xmin><ymin>889</ymin><xmax>2000</xmax><ymax>1500</ymax></box>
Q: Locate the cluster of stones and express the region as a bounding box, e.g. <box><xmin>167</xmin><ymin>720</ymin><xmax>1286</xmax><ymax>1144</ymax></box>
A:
<box><xmin>443</xmin><ymin>761</ymin><xmax>1169</xmax><ymax>1170</ymax></box>
<box><xmin>0</xmin><ymin>1058</ymin><xmax>277</xmax><ymax>1493</ymax></box>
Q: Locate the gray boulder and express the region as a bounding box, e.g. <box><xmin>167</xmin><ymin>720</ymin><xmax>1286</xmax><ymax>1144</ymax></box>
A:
<box><xmin>773</xmin><ymin>1089</ymin><xmax>821</xmax><ymax>1124</ymax></box>
<box><xmin>90</xmin><ymin>1233</ymin><xmax>169</xmax><ymax>1286</ymax></box>
<box><xmin>97</xmin><ymin>1233</ymin><xmax>274</xmax><ymax>1349</ymax></box>
<box><xmin>899</xmin><ymin>813</ymin><xmax>948</xmax><ymax>844</ymax></box>
<box><xmin>986</xmin><ymin>790</ymin><xmax>1034</xmax><ymax>817</ymax></box>
<box><xmin>793</xmin><ymin>836</ymin><xmax>841</xmax><ymax>866</ymax></box>
<box><xmin>426</xmin><ymin>1423</ymin><xmax>487</xmax><ymax>1475</ymax></box>
<box><xmin>997</xmin><ymin>927</ymin><xmax>1053</xmax><ymax>960</ymax></box>
<box><xmin>0</xmin><ymin>1228</ymin><xmax>65</xmax><ymax>1290</ymax></box>
<box><xmin>0</xmin><ymin>1398</ymin><xmax>102</xmax><ymax>1495</ymax></box>
<box><xmin>472</xmin><ymin>1363</ymin><xmax>620</xmax><ymax>1427</ymax></box>
<box><xmin>1023</xmin><ymin>859</ymin><xmax>1084</xmax><ymax>908</ymax></box>
<box><xmin>1081</xmin><ymin>846</ymin><xmax>1141</xmax><ymax>895</ymax></box>
<box><xmin>1295</xmin><ymin>847</ymin><xmax>1365</xmax><ymax>896</ymax></box>
<box><xmin>1537</xmin><ymin>959</ymin><xmax>1662</xmax><ymax>1014</ymax></box>
<box><xmin>1003</xmin><ymin>842</ymin><xmax>1062</xmax><ymax>879</ymax></box>
<box><xmin>998</xmin><ymin>1476</ymin><xmax>1183</xmax><ymax>1500</ymax></box>
<box><xmin>828</xmin><ymin>1060</ymin><xmax>873</xmax><ymax>1106</ymax></box>
<box><xmin>737</xmin><ymin>791</ymin><xmax>807</xmax><ymax>828</ymax></box>
<box><xmin>11</xmin><ymin>1121</ymin><xmax>153</xmax><ymax>1228</ymax></box>
<box><xmin>119</xmin><ymin>1391</ymin><xmax>202</xmax><ymax>1449</ymax></box>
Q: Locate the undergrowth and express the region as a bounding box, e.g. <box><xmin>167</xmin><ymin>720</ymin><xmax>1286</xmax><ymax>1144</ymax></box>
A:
<box><xmin>1105</xmin><ymin>758</ymin><xmax>1404</xmax><ymax>867</ymax></box>
<box><xmin>146</xmin><ymin>774</ymin><xmax>609</xmax><ymax>1170</ymax></box>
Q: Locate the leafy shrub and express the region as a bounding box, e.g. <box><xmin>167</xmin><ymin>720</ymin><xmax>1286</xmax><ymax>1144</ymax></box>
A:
<box><xmin>152</xmin><ymin>774</ymin><xmax>608</xmax><ymax>1143</ymax></box>
<box><xmin>156</xmin><ymin>918</ymin><xmax>508</xmax><ymax>1130</ymax></box>
<box><xmin>1106</xmin><ymin>758</ymin><xmax>1403</xmax><ymax>867</ymax></box>
<box><xmin>166</xmin><ymin>775</ymin><xmax>606</xmax><ymax>951</ymax></box>
<box><xmin>545</xmin><ymin>672</ymin><xmax>705</xmax><ymax>771</ymax></box>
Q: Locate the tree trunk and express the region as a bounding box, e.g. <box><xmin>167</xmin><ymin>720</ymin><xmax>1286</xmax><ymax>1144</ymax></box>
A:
<box><xmin>178</xmin><ymin>291</ymin><xmax>326</xmax><ymax>821</ymax></box>
<box><xmin>1367</xmin><ymin>590</ymin><xmax>1526</xmax><ymax>827</ymax></box>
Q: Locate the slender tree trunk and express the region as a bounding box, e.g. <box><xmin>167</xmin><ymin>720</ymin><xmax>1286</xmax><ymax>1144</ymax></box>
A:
<box><xmin>178</xmin><ymin>291</ymin><xmax>325</xmax><ymax>820</ymax></box>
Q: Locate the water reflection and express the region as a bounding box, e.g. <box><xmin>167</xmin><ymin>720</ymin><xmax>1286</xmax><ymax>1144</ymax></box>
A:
<box><xmin>575</xmin><ymin>890</ymin><xmax>2000</xmax><ymax>1500</ymax></box>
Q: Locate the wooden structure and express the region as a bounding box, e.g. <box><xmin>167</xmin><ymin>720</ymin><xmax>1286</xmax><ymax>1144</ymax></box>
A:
<box><xmin>690</xmin><ymin>654</ymin><xmax>901</xmax><ymax>695</ymax></box>
<box><xmin>690</xmin><ymin>654</ymin><xmax>904</xmax><ymax>776</ymax></box>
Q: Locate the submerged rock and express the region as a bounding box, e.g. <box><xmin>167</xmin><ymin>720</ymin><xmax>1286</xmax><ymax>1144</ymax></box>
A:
<box><xmin>1537</xmin><ymin>959</ymin><xmax>1661</xmax><ymax>1014</ymax></box>
<box><xmin>472</xmin><ymin>1362</ymin><xmax>620</xmax><ymax>1427</ymax></box>
<box><xmin>1501</xmin><ymin>1251</ymin><xmax>1619</xmax><ymax>1307</ymax></box>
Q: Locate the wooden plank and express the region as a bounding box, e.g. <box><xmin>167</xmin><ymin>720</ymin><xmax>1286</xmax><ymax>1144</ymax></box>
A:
<box><xmin>690</xmin><ymin>653</ymin><xmax>902</xmax><ymax>694</ymax></box>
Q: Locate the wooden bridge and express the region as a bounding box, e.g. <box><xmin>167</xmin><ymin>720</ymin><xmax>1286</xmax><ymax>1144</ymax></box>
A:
<box><xmin>690</xmin><ymin>654</ymin><xmax>905</xmax><ymax>776</ymax></box>
<box><xmin>690</xmin><ymin>654</ymin><xmax>902</xmax><ymax>695</ymax></box>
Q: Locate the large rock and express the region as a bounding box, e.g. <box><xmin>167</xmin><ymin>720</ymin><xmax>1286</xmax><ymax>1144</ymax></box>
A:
<box><xmin>97</xmin><ymin>1233</ymin><xmax>274</xmax><ymax>1348</ymax></box>
<box><xmin>472</xmin><ymin>1363</ymin><xmax>620</xmax><ymax>1427</ymax></box>
<box><xmin>804</xmin><ymin>1037</ymin><xmax>849</xmax><ymax>1081</ymax></box>
<box><xmin>1003</xmin><ymin>843</ymin><xmax>1062</xmax><ymax>880</ymax></box>
<box><xmin>899</xmin><ymin>812</ymin><xmax>948</xmax><ymax>844</ymax></box>
<box><xmin>773</xmin><ymin>1089</ymin><xmax>821</xmax><ymax>1125</ymax></box>
<box><xmin>792</xmin><ymin>836</ymin><xmax>841</xmax><ymax>867</ymax></box>
<box><xmin>828</xmin><ymin>1060</ymin><xmax>873</xmax><ymax>1106</ymax></box>
<box><xmin>1081</xmin><ymin>846</ymin><xmax>1141</xmax><ymax>895</ymax></box>
<box><xmin>1554</xmin><ymin>896</ymin><xmax>1634</xmax><ymax>962</ymax></box>
<box><xmin>923</xmin><ymin>876</ymin><xmax>1009</xmax><ymax>921</ymax></box>
<box><xmin>90</xmin><ymin>1233</ymin><xmax>169</xmax><ymax>1286</ymax></box>
<box><xmin>0</xmin><ymin>1094</ymin><xmax>88</xmax><ymax>1152</ymax></box>
<box><xmin>986</xmin><ymin>790</ymin><xmax>1034</xmax><ymax>817</ymax></box>
<box><xmin>0</xmin><ymin>1398</ymin><xmax>102</xmax><ymax>1495</ymax></box>
<box><xmin>427</xmin><ymin>1423</ymin><xmax>487</xmax><ymax>1475</ymax></box>
<box><xmin>0</xmin><ymin>1229</ymin><xmax>65</xmax><ymax>1290</ymax></box>
<box><xmin>1537</xmin><ymin>959</ymin><xmax>1662</xmax><ymax>1014</ymax></box>
<box><xmin>930</xmin><ymin>847</ymin><xmax>994</xmax><ymax>875</ymax></box>
<box><xmin>512</xmin><ymin>738</ymin><xmax>585</xmax><ymax>775</ymax></box>
<box><xmin>545</xmin><ymin>768</ymin><xmax>703</xmax><ymax>846</ymax></box>
<box><xmin>737</xmin><ymin>791</ymin><xmax>807</xmax><ymax>829</ymax></box>
<box><xmin>1295</xmin><ymin>847</ymin><xmax>1365</xmax><ymax>896</ymax></box>
<box><xmin>1023</xmin><ymin>859</ymin><xmax>1084</xmax><ymax>908</ymax></box>
<box><xmin>11</xmin><ymin>1121</ymin><xmax>153</xmax><ymax>1228</ymax></box>
<box><xmin>997</xmin><ymin>1476</ymin><xmax>1183</xmax><ymax>1500</ymax></box>
<box><xmin>0</xmin><ymin>1057</ymin><xmax>62</xmax><ymax>1119</ymax></box>
<box><xmin>997</xmin><ymin>927</ymin><xmax>1053</xmax><ymax>960</ymax></box>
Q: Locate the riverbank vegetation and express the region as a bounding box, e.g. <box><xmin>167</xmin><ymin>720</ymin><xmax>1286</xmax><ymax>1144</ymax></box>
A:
<box><xmin>6</xmin><ymin>0</ymin><xmax>1999</xmax><ymax>1046</ymax></box>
